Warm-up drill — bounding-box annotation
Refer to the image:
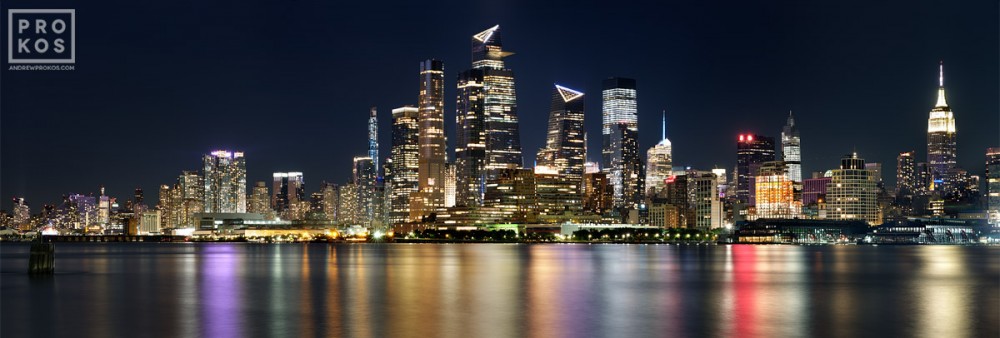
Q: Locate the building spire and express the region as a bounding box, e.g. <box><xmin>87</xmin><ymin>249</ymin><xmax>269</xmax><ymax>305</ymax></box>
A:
<box><xmin>935</xmin><ymin>61</ymin><xmax>948</xmax><ymax>108</ymax></box>
<box><xmin>661</xmin><ymin>110</ymin><xmax>666</xmax><ymax>140</ymax></box>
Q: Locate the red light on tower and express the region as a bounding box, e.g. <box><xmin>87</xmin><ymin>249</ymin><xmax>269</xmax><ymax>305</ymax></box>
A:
<box><xmin>748</xmin><ymin>135</ymin><xmax>754</xmax><ymax>142</ymax></box>
<box><xmin>739</xmin><ymin>134</ymin><xmax>745</xmax><ymax>142</ymax></box>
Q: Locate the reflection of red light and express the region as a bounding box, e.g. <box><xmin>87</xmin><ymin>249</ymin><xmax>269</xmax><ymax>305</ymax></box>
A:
<box><xmin>739</xmin><ymin>135</ymin><xmax>745</xmax><ymax>142</ymax></box>
<box><xmin>748</xmin><ymin>135</ymin><xmax>754</xmax><ymax>142</ymax></box>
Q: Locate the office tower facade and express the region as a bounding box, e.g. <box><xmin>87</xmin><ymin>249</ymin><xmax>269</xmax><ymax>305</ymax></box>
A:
<box><xmin>249</xmin><ymin>181</ymin><xmax>274</xmax><ymax>219</ymax></box>
<box><xmin>535</xmin><ymin>169</ymin><xmax>583</xmax><ymax>216</ymax></box>
<box><xmin>353</xmin><ymin>156</ymin><xmax>376</xmax><ymax>225</ymax></box>
<box><xmin>444</xmin><ymin>163</ymin><xmax>457</xmax><ymax>208</ymax></box>
<box><xmin>202</xmin><ymin>150</ymin><xmax>246</xmax><ymax>213</ymax></box>
<box><xmin>781</xmin><ymin>111</ymin><xmax>802</xmax><ymax>184</ymax></box>
<box><xmin>321</xmin><ymin>182</ymin><xmax>338</xmax><ymax>221</ymax></box>
<box><xmin>607</xmin><ymin>123</ymin><xmax>644</xmax><ymax>208</ymax></box>
<box><xmin>754</xmin><ymin>161</ymin><xmax>799</xmax><ymax>219</ymax></box>
<box><xmin>271</xmin><ymin>172</ymin><xmax>304</xmax><ymax>214</ymax></box>
<box><xmin>691</xmin><ymin>173</ymin><xmax>722</xmax><ymax>229</ymax></box>
<box><xmin>987</xmin><ymin>148</ymin><xmax>1000</xmax><ymax>224</ymax></box>
<box><xmin>415</xmin><ymin>59</ymin><xmax>447</xmax><ymax>217</ymax></box>
<box><xmin>826</xmin><ymin>153</ymin><xmax>879</xmax><ymax>225</ymax></box>
<box><xmin>536</xmin><ymin>84</ymin><xmax>586</xmax><ymax>186</ymax></box>
<box><xmin>483</xmin><ymin>168</ymin><xmax>537</xmax><ymax>222</ymax></box>
<box><xmin>389</xmin><ymin>106</ymin><xmax>420</xmax><ymax>224</ymax></box>
<box><xmin>97</xmin><ymin>187</ymin><xmax>110</xmax><ymax>224</ymax></box>
<box><xmin>736</xmin><ymin>134</ymin><xmax>776</xmax><ymax>204</ymax></box>
<box><xmin>896</xmin><ymin>151</ymin><xmax>917</xmax><ymax>197</ymax></box>
<box><xmin>601</xmin><ymin>77</ymin><xmax>638</xmax><ymax>169</ymax></box>
<box><xmin>12</xmin><ymin>197</ymin><xmax>29</xmax><ymax>228</ymax></box>
<box><xmin>455</xmin><ymin>25</ymin><xmax>522</xmax><ymax>207</ymax></box>
<box><xmin>582</xmin><ymin>172</ymin><xmax>612</xmax><ymax>213</ymax></box>
<box><xmin>646</xmin><ymin>112</ymin><xmax>672</xmax><ymax>197</ymax></box>
<box><xmin>337</xmin><ymin>183</ymin><xmax>359</xmax><ymax>225</ymax></box>
<box><xmin>927</xmin><ymin>62</ymin><xmax>958</xmax><ymax>196</ymax></box>
<box><xmin>369</xmin><ymin>107</ymin><xmax>379</xmax><ymax>172</ymax></box>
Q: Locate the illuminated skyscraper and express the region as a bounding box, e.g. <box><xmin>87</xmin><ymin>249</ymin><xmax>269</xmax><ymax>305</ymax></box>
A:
<box><xmin>414</xmin><ymin>59</ymin><xmax>447</xmax><ymax>217</ymax></box>
<box><xmin>736</xmin><ymin>134</ymin><xmax>776</xmax><ymax>204</ymax></box>
<box><xmin>987</xmin><ymin>148</ymin><xmax>1000</xmax><ymax>224</ymax></box>
<box><xmin>389</xmin><ymin>106</ymin><xmax>420</xmax><ymax>224</ymax></box>
<box><xmin>927</xmin><ymin>62</ymin><xmax>957</xmax><ymax>195</ymax></box>
<box><xmin>202</xmin><ymin>150</ymin><xmax>246</xmax><ymax>213</ymax></box>
<box><xmin>456</xmin><ymin>25</ymin><xmax>521</xmax><ymax>207</ymax></box>
<box><xmin>353</xmin><ymin>156</ymin><xmax>376</xmax><ymax>225</ymax></box>
<box><xmin>896</xmin><ymin>151</ymin><xmax>917</xmax><ymax>196</ymax></box>
<box><xmin>608</xmin><ymin>123</ymin><xmax>644</xmax><ymax>208</ymax></box>
<box><xmin>601</xmin><ymin>77</ymin><xmax>641</xmax><ymax>209</ymax></box>
<box><xmin>369</xmin><ymin>106</ymin><xmax>380</xmax><ymax>172</ymax></box>
<box><xmin>781</xmin><ymin>111</ymin><xmax>801</xmax><ymax>184</ymax></box>
<box><xmin>338</xmin><ymin>182</ymin><xmax>358</xmax><ymax>224</ymax></box>
<box><xmin>826</xmin><ymin>153</ymin><xmax>878</xmax><ymax>225</ymax></box>
<box><xmin>536</xmin><ymin>84</ymin><xmax>586</xmax><ymax>186</ymax></box>
<box><xmin>249</xmin><ymin>181</ymin><xmax>273</xmax><ymax>219</ymax></box>
<box><xmin>754</xmin><ymin>161</ymin><xmax>800</xmax><ymax>219</ymax></box>
<box><xmin>601</xmin><ymin>77</ymin><xmax>638</xmax><ymax>170</ymax></box>
<box><xmin>272</xmin><ymin>172</ymin><xmax>304</xmax><ymax>214</ymax></box>
<box><xmin>645</xmin><ymin>111</ymin><xmax>672</xmax><ymax>196</ymax></box>
<box><xmin>691</xmin><ymin>173</ymin><xmax>723</xmax><ymax>229</ymax></box>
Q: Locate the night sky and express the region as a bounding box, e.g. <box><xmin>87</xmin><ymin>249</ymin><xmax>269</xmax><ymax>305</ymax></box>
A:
<box><xmin>2</xmin><ymin>0</ymin><xmax>997</xmax><ymax>210</ymax></box>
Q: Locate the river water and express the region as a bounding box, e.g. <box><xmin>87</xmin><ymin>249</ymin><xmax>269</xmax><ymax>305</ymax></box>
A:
<box><xmin>1</xmin><ymin>243</ymin><xmax>997</xmax><ymax>337</ymax></box>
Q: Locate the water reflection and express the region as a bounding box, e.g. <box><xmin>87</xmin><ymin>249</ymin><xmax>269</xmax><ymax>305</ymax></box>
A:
<box><xmin>0</xmin><ymin>243</ymin><xmax>997</xmax><ymax>338</ymax></box>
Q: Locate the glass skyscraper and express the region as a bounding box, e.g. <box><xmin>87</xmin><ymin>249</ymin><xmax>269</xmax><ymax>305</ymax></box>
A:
<box><xmin>736</xmin><ymin>134</ymin><xmax>776</xmax><ymax>205</ymax></box>
<box><xmin>414</xmin><ymin>59</ymin><xmax>447</xmax><ymax>218</ymax></box>
<box><xmin>781</xmin><ymin>111</ymin><xmax>801</xmax><ymax>184</ymax></box>
<box><xmin>456</xmin><ymin>25</ymin><xmax>522</xmax><ymax>207</ymax></box>
<box><xmin>202</xmin><ymin>150</ymin><xmax>246</xmax><ymax>213</ymax></box>
<box><xmin>389</xmin><ymin>106</ymin><xmax>420</xmax><ymax>224</ymax></box>
<box><xmin>536</xmin><ymin>84</ymin><xmax>585</xmax><ymax>186</ymax></box>
<box><xmin>369</xmin><ymin>107</ymin><xmax>380</xmax><ymax>173</ymax></box>
<box><xmin>602</xmin><ymin>77</ymin><xmax>641</xmax><ymax>209</ymax></box>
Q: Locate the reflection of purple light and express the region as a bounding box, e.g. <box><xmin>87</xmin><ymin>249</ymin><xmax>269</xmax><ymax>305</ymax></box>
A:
<box><xmin>202</xmin><ymin>244</ymin><xmax>241</xmax><ymax>338</ymax></box>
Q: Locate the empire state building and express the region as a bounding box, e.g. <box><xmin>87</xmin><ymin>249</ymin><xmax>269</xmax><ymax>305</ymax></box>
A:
<box><xmin>927</xmin><ymin>61</ymin><xmax>957</xmax><ymax>194</ymax></box>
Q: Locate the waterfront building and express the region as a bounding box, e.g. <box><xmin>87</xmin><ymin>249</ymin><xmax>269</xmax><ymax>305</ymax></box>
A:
<box><xmin>271</xmin><ymin>172</ymin><xmax>304</xmax><ymax>214</ymax></box>
<box><xmin>536</xmin><ymin>84</ymin><xmax>586</xmax><ymax>189</ymax></box>
<box><xmin>534</xmin><ymin>168</ymin><xmax>583</xmax><ymax>217</ymax></box>
<box><xmin>202</xmin><ymin>150</ymin><xmax>246</xmax><ymax>213</ymax></box>
<box><xmin>388</xmin><ymin>106</ymin><xmax>420</xmax><ymax>224</ymax></box>
<box><xmin>337</xmin><ymin>182</ymin><xmax>359</xmax><ymax>224</ymax></box>
<box><xmin>414</xmin><ymin>59</ymin><xmax>447</xmax><ymax>218</ymax></box>
<box><xmin>482</xmin><ymin>168</ymin><xmax>536</xmax><ymax>223</ymax></box>
<box><xmin>736</xmin><ymin>134</ymin><xmax>776</xmax><ymax>204</ymax></box>
<box><xmin>645</xmin><ymin>111</ymin><xmax>672</xmax><ymax>197</ymax></box>
<box><xmin>826</xmin><ymin>153</ymin><xmax>879</xmax><ymax>225</ymax></box>
<box><xmin>754</xmin><ymin>161</ymin><xmax>800</xmax><ymax>219</ymax></box>
<box><xmin>353</xmin><ymin>156</ymin><xmax>377</xmax><ymax>225</ymax></box>
<box><xmin>987</xmin><ymin>148</ymin><xmax>1000</xmax><ymax>224</ymax></box>
<box><xmin>249</xmin><ymin>181</ymin><xmax>273</xmax><ymax>219</ymax></box>
<box><xmin>691</xmin><ymin>173</ymin><xmax>723</xmax><ymax>229</ymax></box>
<box><xmin>321</xmin><ymin>182</ymin><xmax>338</xmax><ymax>221</ymax></box>
<box><xmin>455</xmin><ymin>25</ymin><xmax>522</xmax><ymax>207</ymax></box>
<box><xmin>927</xmin><ymin>62</ymin><xmax>958</xmax><ymax>197</ymax></box>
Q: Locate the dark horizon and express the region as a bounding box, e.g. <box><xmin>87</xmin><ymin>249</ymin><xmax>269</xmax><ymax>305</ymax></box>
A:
<box><xmin>2</xmin><ymin>0</ymin><xmax>998</xmax><ymax>209</ymax></box>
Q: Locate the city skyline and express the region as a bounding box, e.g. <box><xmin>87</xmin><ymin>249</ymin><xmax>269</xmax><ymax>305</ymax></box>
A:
<box><xmin>2</xmin><ymin>1</ymin><xmax>998</xmax><ymax>210</ymax></box>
